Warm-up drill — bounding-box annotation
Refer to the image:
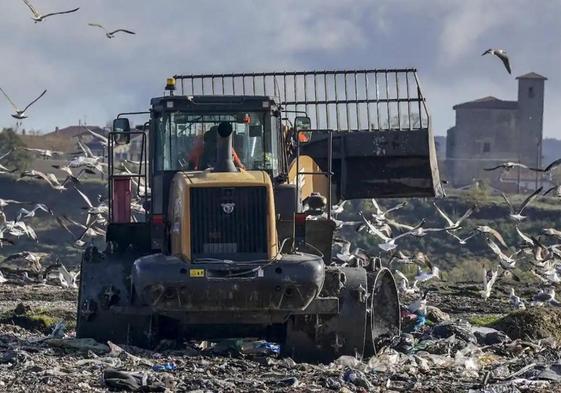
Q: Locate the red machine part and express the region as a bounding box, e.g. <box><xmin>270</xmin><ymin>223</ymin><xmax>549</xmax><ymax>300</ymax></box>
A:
<box><xmin>112</xmin><ymin>177</ymin><xmax>132</xmax><ymax>223</ymax></box>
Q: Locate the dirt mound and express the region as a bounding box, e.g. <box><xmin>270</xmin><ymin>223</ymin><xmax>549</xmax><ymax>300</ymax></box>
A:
<box><xmin>491</xmin><ymin>308</ymin><xmax>561</xmax><ymax>341</ymax></box>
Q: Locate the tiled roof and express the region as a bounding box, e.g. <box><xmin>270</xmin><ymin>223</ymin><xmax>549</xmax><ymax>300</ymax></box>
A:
<box><xmin>453</xmin><ymin>96</ymin><xmax>518</xmax><ymax>110</ymax></box>
<box><xmin>516</xmin><ymin>72</ymin><xmax>547</xmax><ymax>80</ymax></box>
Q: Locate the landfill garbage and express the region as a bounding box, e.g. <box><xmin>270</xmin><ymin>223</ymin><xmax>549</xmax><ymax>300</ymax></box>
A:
<box><xmin>152</xmin><ymin>362</ymin><xmax>177</xmax><ymax>372</ymax></box>
<box><xmin>45</xmin><ymin>337</ymin><xmax>110</xmax><ymax>354</ymax></box>
<box><xmin>241</xmin><ymin>340</ymin><xmax>281</xmax><ymax>356</ymax></box>
<box><xmin>2</xmin><ymin>280</ymin><xmax>561</xmax><ymax>391</ymax></box>
<box><xmin>103</xmin><ymin>368</ymin><xmax>166</xmax><ymax>392</ymax></box>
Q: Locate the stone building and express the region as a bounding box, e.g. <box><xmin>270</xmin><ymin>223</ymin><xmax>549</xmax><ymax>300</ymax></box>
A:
<box><xmin>446</xmin><ymin>72</ymin><xmax>546</xmax><ymax>190</ymax></box>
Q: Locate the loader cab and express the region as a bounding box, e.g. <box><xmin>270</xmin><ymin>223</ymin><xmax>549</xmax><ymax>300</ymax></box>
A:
<box><xmin>149</xmin><ymin>95</ymin><xmax>284</xmax><ymax>175</ymax></box>
<box><xmin>146</xmin><ymin>95</ymin><xmax>286</xmax><ymax>252</ymax></box>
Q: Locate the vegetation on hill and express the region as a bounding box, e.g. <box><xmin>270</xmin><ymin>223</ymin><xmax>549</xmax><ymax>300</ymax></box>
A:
<box><xmin>338</xmin><ymin>190</ymin><xmax>561</xmax><ymax>280</ymax></box>
<box><xmin>0</xmin><ymin>128</ymin><xmax>32</xmax><ymax>170</ymax></box>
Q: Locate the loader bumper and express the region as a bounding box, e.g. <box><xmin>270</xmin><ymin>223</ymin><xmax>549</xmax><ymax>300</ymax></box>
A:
<box><xmin>131</xmin><ymin>253</ymin><xmax>325</xmax><ymax>313</ymax></box>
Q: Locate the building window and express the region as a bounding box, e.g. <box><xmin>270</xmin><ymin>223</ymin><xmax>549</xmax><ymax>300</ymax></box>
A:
<box><xmin>528</xmin><ymin>87</ymin><xmax>535</xmax><ymax>98</ymax></box>
<box><xmin>482</xmin><ymin>142</ymin><xmax>491</xmax><ymax>153</ymax></box>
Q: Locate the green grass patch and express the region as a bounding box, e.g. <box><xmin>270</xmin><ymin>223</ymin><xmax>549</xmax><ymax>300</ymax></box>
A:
<box><xmin>469</xmin><ymin>314</ymin><xmax>502</xmax><ymax>327</ymax></box>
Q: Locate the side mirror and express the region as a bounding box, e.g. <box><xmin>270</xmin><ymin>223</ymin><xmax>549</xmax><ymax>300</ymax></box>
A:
<box><xmin>294</xmin><ymin>116</ymin><xmax>312</xmax><ymax>143</ymax></box>
<box><xmin>113</xmin><ymin>118</ymin><xmax>131</xmax><ymax>145</ymax></box>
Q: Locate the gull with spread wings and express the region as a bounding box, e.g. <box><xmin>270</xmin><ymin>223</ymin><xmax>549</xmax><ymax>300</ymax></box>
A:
<box><xmin>433</xmin><ymin>202</ymin><xmax>474</xmax><ymax>231</ymax></box>
<box><xmin>0</xmin><ymin>88</ymin><xmax>47</xmax><ymax>120</ymax></box>
<box><xmin>482</xmin><ymin>48</ymin><xmax>512</xmax><ymax>74</ymax></box>
<box><xmin>20</xmin><ymin>0</ymin><xmax>79</xmax><ymax>23</ymax></box>
<box><xmin>485</xmin><ymin>238</ymin><xmax>522</xmax><ymax>270</ymax></box>
<box><xmin>501</xmin><ymin>187</ymin><xmax>542</xmax><ymax>222</ymax></box>
<box><xmin>89</xmin><ymin>23</ymin><xmax>136</xmax><ymax>39</ymax></box>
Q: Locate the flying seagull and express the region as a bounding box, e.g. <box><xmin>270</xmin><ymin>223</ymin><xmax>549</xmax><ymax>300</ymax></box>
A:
<box><xmin>433</xmin><ymin>202</ymin><xmax>474</xmax><ymax>231</ymax></box>
<box><xmin>483</xmin><ymin>161</ymin><xmax>532</xmax><ymax>172</ymax></box>
<box><xmin>482</xmin><ymin>48</ymin><xmax>512</xmax><ymax>74</ymax></box>
<box><xmin>22</xmin><ymin>147</ymin><xmax>63</xmax><ymax>159</ymax></box>
<box><xmin>501</xmin><ymin>187</ymin><xmax>542</xmax><ymax>222</ymax></box>
<box><xmin>485</xmin><ymin>238</ymin><xmax>521</xmax><ymax>270</ymax></box>
<box><xmin>476</xmin><ymin>225</ymin><xmax>508</xmax><ymax>247</ymax></box>
<box><xmin>83</xmin><ymin>127</ymin><xmax>108</xmax><ymax>147</ymax></box>
<box><xmin>447</xmin><ymin>231</ymin><xmax>478</xmax><ymax>245</ymax></box>
<box><xmin>530</xmin><ymin>158</ymin><xmax>561</xmax><ymax>173</ymax></box>
<box><xmin>88</xmin><ymin>23</ymin><xmax>136</xmax><ymax>39</ymax></box>
<box><xmin>21</xmin><ymin>0</ymin><xmax>79</xmax><ymax>23</ymax></box>
<box><xmin>0</xmin><ymin>88</ymin><xmax>47</xmax><ymax>120</ymax></box>
<box><xmin>394</xmin><ymin>270</ymin><xmax>419</xmax><ymax>296</ymax></box>
<box><xmin>480</xmin><ymin>268</ymin><xmax>499</xmax><ymax>300</ymax></box>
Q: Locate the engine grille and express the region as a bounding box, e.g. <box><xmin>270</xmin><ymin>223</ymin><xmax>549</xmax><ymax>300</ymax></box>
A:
<box><xmin>190</xmin><ymin>186</ymin><xmax>268</xmax><ymax>259</ymax></box>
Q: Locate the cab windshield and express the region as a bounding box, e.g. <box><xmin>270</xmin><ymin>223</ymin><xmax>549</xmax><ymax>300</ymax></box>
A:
<box><xmin>155</xmin><ymin>111</ymin><xmax>279</xmax><ymax>173</ymax></box>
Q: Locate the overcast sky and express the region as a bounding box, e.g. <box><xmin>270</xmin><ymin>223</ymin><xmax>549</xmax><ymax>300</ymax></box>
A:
<box><xmin>0</xmin><ymin>0</ymin><xmax>559</xmax><ymax>137</ymax></box>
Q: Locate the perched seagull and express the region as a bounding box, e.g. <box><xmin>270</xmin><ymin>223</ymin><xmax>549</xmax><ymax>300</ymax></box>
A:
<box><xmin>501</xmin><ymin>187</ymin><xmax>542</xmax><ymax>222</ymax></box>
<box><xmin>484</xmin><ymin>162</ymin><xmax>531</xmax><ymax>172</ymax></box>
<box><xmin>0</xmin><ymin>88</ymin><xmax>47</xmax><ymax>120</ymax></box>
<box><xmin>88</xmin><ymin>23</ymin><xmax>136</xmax><ymax>39</ymax></box>
<box><xmin>20</xmin><ymin>0</ymin><xmax>79</xmax><ymax>23</ymax></box>
<box><xmin>433</xmin><ymin>202</ymin><xmax>474</xmax><ymax>231</ymax></box>
<box><xmin>415</xmin><ymin>266</ymin><xmax>440</xmax><ymax>283</ymax></box>
<box><xmin>509</xmin><ymin>288</ymin><xmax>526</xmax><ymax>310</ymax></box>
<box><xmin>531</xmin><ymin>288</ymin><xmax>557</xmax><ymax>306</ymax></box>
<box><xmin>482</xmin><ymin>48</ymin><xmax>512</xmax><ymax>74</ymax></box>
<box><xmin>22</xmin><ymin>147</ymin><xmax>62</xmax><ymax>159</ymax></box>
<box><xmin>485</xmin><ymin>238</ymin><xmax>521</xmax><ymax>269</ymax></box>
<box><xmin>480</xmin><ymin>268</ymin><xmax>499</xmax><ymax>300</ymax></box>
<box><xmin>476</xmin><ymin>225</ymin><xmax>508</xmax><ymax>247</ymax></box>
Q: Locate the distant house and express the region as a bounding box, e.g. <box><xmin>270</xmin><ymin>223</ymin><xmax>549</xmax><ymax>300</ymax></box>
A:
<box><xmin>47</xmin><ymin>125</ymin><xmax>108</xmax><ymax>157</ymax></box>
<box><xmin>446</xmin><ymin>72</ymin><xmax>547</xmax><ymax>191</ymax></box>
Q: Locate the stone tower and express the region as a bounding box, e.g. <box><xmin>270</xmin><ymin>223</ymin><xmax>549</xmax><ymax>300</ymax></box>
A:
<box><xmin>516</xmin><ymin>72</ymin><xmax>547</xmax><ymax>168</ymax></box>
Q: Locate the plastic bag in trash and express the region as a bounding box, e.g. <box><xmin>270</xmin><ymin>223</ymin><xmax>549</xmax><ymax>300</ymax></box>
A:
<box><xmin>241</xmin><ymin>340</ymin><xmax>281</xmax><ymax>356</ymax></box>
<box><xmin>152</xmin><ymin>362</ymin><xmax>177</xmax><ymax>372</ymax></box>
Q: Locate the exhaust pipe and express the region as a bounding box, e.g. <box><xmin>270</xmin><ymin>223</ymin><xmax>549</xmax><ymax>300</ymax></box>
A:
<box><xmin>213</xmin><ymin>122</ymin><xmax>237</xmax><ymax>173</ymax></box>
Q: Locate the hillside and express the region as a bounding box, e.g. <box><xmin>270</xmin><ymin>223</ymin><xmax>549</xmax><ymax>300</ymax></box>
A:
<box><xmin>0</xmin><ymin>175</ymin><xmax>106</xmax><ymax>267</ymax></box>
<box><xmin>2</xmin><ymin>174</ymin><xmax>561</xmax><ymax>279</ymax></box>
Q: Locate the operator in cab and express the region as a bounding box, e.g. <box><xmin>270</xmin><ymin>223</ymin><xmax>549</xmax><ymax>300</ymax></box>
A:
<box><xmin>187</xmin><ymin>122</ymin><xmax>245</xmax><ymax>170</ymax></box>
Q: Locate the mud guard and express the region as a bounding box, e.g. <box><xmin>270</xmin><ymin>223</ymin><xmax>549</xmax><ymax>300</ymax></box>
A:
<box><xmin>283</xmin><ymin>266</ymin><xmax>400</xmax><ymax>363</ymax></box>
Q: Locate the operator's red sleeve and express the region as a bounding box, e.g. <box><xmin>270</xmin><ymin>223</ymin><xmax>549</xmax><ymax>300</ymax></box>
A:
<box><xmin>232</xmin><ymin>150</ymin><xmax>245</xmax><ymax>169</ymax></box>
<box><xmin>188</xmin><ymin>138</ymin><xmax>204</xmax><ymax>170</ymax></box>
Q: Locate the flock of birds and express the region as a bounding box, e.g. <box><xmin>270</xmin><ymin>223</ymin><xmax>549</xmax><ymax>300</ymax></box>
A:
<box><xmin>0</xmin><ymin>126</ymin><xmax>145</xmax><ymax>289</ymax></box>
<box><xmin>328</xmin><ymin>157</ymin><xmax>561</xmax><ymax>316</ymax></box>
<box><xmin>0</xmin><ymin>0</ymin><xmax>136</xmax><ymax>123</ymax></box>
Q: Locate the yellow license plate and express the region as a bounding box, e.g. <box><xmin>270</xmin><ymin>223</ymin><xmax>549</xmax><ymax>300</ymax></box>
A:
<box><xmin>189</xmin><ymin>269</ymin><xmax>205</xmax><ymax>278</ymax></box>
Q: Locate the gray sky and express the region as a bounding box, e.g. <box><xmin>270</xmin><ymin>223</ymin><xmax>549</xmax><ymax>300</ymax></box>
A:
<box><xmin>0</xmin><ymin>0</ymin><xmax>559</xmax><ymax>137</ymax></box>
